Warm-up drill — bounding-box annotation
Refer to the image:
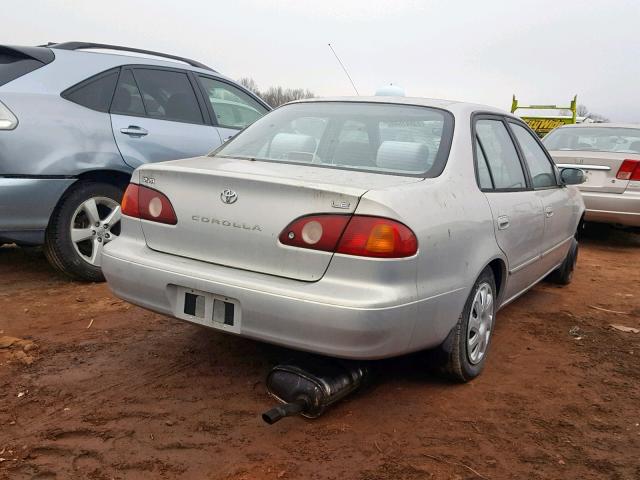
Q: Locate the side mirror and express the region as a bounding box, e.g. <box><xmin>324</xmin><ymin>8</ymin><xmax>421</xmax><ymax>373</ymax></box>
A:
<box><xmin>560</xmin><ymin>167</ymin><xmax>586</xmax><ymax>185</ymax></box>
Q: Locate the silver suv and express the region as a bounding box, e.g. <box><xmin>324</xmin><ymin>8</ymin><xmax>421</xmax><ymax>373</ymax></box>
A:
<box><xmin>0</xmin><ymin>42</ymin><xmax>270</xmax><ymax>280</ymax></box>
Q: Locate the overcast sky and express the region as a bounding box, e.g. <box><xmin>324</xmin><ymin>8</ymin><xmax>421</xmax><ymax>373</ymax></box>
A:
<box><xmin>5</xmin><ymin>0</ymin><xmax>640</xmax><ymax>121</ymax></box>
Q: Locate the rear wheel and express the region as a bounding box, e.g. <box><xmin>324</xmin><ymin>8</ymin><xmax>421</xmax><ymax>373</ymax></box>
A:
<box><xmin>44</xmin><ymin>181</ymin><xmax>123</xmax><ymax>282</ymax></box>
<box><xmin>547</xmin><ymin>238</ymin><xmax>578</xmax><ymax>285</ymax></box>
<box><xmin>432</xmin><ymin>267</ymin><xmax>497</xmax><ymax>382</ymax></box>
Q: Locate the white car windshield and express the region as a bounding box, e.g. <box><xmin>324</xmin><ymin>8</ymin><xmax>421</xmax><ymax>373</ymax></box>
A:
<box><xmin>212</xmin><ymin>102</ymin><xmax>454</xmax><ymax>177</ymax></box>
<box><xmin>543</xmin><ymin>127</ymin><xmax>640</xmax><ymax>154</ymax></box>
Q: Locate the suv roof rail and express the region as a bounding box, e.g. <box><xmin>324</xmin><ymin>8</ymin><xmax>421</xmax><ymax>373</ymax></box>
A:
<box><xmin>46</xmin><ymin>42</ymin><xmax>216</xmax><ymax>72</ymax></box>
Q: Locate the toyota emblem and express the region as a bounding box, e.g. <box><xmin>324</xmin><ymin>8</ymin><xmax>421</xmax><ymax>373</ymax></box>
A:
<box><xmin>220</xmin><ymin>188</ymin><xmax>238</xmax><ymax>204</ymax></box>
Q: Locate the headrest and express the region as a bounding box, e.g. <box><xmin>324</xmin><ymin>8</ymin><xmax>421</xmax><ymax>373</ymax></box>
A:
<box><xmin>376</xmin><ymin>141</ymin><xmax>430</xmax><ymax>172</ymax></box>
<box><xmin>269</xmin><ymin>133</ymin><xmax>317</xmax><ymax>160</ymax></box>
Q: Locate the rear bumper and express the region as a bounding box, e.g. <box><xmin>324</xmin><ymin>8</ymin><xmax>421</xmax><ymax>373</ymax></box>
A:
<box><xmin>0</xmin><ymin>177</ymin><xmax>75</xmax><ymax>244</ymax></box>
<box><xmin>582</xmin><ymin>189</ymin><xmax>640</xmax><ymax>227</ymax></box>
<box><xmin>102</xmin><ymin>221</ymin><xmax>457</xmax><ymax>359</ymax></box>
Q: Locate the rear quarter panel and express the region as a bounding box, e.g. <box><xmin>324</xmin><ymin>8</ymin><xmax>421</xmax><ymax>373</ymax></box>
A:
<box><xmin>355</xmin><ymin>119</ymin><xmax>503</xmax><ymax>351</ymax></box>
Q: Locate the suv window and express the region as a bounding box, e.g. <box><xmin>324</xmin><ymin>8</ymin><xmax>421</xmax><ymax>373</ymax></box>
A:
<box><xmin>510</xmin><ymin>123</ymin><xmax>558</xmax><ymax>188</ymax></box>
<box><xmin>63</xmin><ymin>70</ymin><xmax>119</xmax><ymax>113</ymax></box>
<box><xmin>475</xmin><ymin>119</ymin><xmax>527</xmax><ymax>190</ymax></box>
<box><xmin>133</xmin><ymin>69</ymin><xmax>203</xmax><ymax>124</ymax></box>
<box><xmin>111</xmin><ymin>69</ymin><xmax>145</xmax><ymax>116</ymax></box>
<box><xmin>198</xmin><ymin>76</ymin><xmax>268</xmax><ymax>129</ymax></box>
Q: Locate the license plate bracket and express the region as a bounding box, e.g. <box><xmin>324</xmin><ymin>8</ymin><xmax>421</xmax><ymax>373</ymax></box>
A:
<box><xmin>175</xmin><ymin>287</ymin><xmax>241</xmax><ymax>334</ymax></box>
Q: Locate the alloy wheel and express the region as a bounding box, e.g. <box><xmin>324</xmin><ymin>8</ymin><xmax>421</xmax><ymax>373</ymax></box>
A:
<box><xmin>70</xmin><ymin>197</ymin><xmax>121</xmax><ymax>267</ymax></box>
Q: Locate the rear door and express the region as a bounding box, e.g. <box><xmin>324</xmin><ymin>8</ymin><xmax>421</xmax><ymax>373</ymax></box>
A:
<box><xmin>509</xmin><ymin>121</ymin><xmax>577</xmax><ymax>272</ymax></box>
<box><xmin>110</xmin><ymin>67</ymin><xmax>222</xmax><ymax>169</ymax></box>
<box><xmin>474</xmin><ymin>116</ymin><xmax>546</xmax><ymax>301</ymax></box>
<box><xmin>195</xmin><ymin>75</ymin><xmax>269</xmax><ymax>144</ymax></box>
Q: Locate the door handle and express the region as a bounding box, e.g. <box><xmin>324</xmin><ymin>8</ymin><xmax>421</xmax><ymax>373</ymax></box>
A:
<box><xmin>120</xmin><ymin>126</ymin><xmax>148</xmax><ymax>137</ymax></box>
<box><xmin>497</xmin><ymin>215</ymin><xmax>510</xmax><ymax>230</ymax></box>
<box><xmin>545</xmin><ymin>207</ymin><xmax>554</xmax><ymax>218</ymax></box>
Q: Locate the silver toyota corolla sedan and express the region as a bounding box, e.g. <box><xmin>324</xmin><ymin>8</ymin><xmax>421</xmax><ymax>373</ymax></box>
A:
<box><xmin>543</xmin><ymin>123</ymin><xmax>640</xmax><ymax>228</ymax></box>
<box><xmin>102</xmin><ymin>97</ymin><xmax>585</xmax><ymax>382</ymax></box>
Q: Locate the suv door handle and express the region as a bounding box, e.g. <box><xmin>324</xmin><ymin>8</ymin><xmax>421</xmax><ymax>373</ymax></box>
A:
<box><xmin>120</xmin><ymin>126</ymin><xmax>148</xmax><ymax>137</ymax></box>
<box><xmin>545</xmin><ymin>207</ymin><xmax>554</xmax><ymax>218</ymax></box>
<box><xmin>497</xmin><ymin>215</ymin><xmax>510</xmax><ymax>230</ymax></box>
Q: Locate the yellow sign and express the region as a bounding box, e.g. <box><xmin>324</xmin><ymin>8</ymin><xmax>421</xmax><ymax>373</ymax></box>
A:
<box><xmin>521</xmin><ymin>117</ymin><xmax>573</xmax><ymax>136</ymax></box>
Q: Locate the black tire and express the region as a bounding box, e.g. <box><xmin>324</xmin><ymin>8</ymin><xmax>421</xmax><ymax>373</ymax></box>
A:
<box><xmin>431</xmin><ymin>267</ymin><xmax>497</xmax><ymax>382</ymax></box>
<box><xmin>44</xmin><ymin>181</ymin><xmax>124</xmax><ymax>282</ymax></box>
<box><xmin>547</xmin><ymin>238</ymin><xmax>578</xmax><ymax>285</ymax></box>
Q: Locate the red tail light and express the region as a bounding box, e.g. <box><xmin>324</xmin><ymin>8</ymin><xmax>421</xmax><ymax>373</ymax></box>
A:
<box><xmin>279</xmin><ymin>214</ymin><xmax>418</xmax><ymax>258</ymax></box>
<box><xmin>616</xmin><ymin>159</ymin><xmax>640</xmax><ymax>181</ymax></box>
<box><xmin>121</xmin><ymin>183</ymin><xmax>177</xmax><ymax>225</ymax></box>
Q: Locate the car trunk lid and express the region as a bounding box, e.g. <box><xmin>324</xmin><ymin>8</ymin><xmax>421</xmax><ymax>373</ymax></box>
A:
<box><xmin>550</xmin><ymin>151</ymin><xmax>640</xmax><ymax>194</ymax></box>
<box><xmin>136</xmin><ymin>156</ymin><xmax>422</xmax><ymax>281</ymax></box>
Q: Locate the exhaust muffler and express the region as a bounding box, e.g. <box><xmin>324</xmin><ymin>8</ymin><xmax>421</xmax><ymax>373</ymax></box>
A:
<box><xmin>262</xmin><ymin>357</ymin><xmax>368</xmax><ymax>424</ymax></box>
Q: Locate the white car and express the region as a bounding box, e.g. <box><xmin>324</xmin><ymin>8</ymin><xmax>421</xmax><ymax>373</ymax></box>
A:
<box><xmin>543</xmin><ymin>123</ymin><xmax>640</xmax><ymax>228</ymax></box>
<box><xmin>103</xmin><ymin>97</ymin><xmax>585</xmax><ymax>382</ymax></box>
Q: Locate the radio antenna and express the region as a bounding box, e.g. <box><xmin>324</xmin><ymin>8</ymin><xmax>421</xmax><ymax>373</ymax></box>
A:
<box><xmin>328</xmin><ymin>43</ymin><xmax>359</xmax><ymax>96</ymax></box>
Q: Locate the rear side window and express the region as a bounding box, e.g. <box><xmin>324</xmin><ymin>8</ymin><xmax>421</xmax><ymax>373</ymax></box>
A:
<box><xmin>0</xmin><ymin>46</ymin><xmax>53</xmax><ymax>87</ymax></box>
<box><xmin>198</xmin><ymin>76</ymin><xmax>268</xmax><ymax>129</ymax></box>
<box><xmin>62</xmin><ymin>70</ymin><xmax>119</xmax><ymax>113</ymax></box>
<box><xmin>475</xmin><ymin>138</ymin><xmax>494</xmax><ymax>189</ymax></box>
<box><xmin>510</xmin><ymin>123</ymin><xmax>558</xmax><ymax>188</ymax></box>
<box><xmin>133</xmin><ymin>69</ymin><xmax>203</xmax><ymax>124</ymax></box>
<box><xmin>475</xmin><ymin>119</ymin><xmax>527</xmax><ymax>190</ymax></box>
<box><xmin>111</xmin><ymin>69</ymin><xmax>145</xmax><ymax>116</ymax></box>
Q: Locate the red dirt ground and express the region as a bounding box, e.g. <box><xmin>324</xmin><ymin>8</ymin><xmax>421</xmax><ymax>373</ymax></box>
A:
<box><xmin>1</xmin><ymin>225</ymin><xmax>639</xmax><ymax>480</ymax></box>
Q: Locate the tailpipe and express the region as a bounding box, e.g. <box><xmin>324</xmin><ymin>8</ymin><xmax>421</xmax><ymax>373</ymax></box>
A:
<box><xmin>262</xmin><ymin>357</ymin><xmax>368</xmax><ymax>424</ymax></box>
<box><xmin>261</xmin><ymin>399</ymin><xmax>306</xmax><ymax>425</ymax></box>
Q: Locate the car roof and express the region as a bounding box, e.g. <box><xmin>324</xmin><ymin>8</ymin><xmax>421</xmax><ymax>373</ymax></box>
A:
<box><xmin>554</xmin><ymin>123</ymin><xmax>640</xmax><ymax>130</ymax></box>
<box><xmin>53</xmin><ymin>48</ymin><xmax>217</xmax><ymax>76</ymax></box>
<box><xmin>289</xmin><ymin>96</ymin><xmax>513</xmax><ymax>117</ymax></box>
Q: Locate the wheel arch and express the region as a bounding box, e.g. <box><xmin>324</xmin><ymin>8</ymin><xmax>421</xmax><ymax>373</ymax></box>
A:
<box><xmin>47</xmin><ymin>169</ymin><xmax>131</xmax><ymax>230</ymax></box>
<box><xmin>486</xmin><ymin>257</ymin><xmax>507</xmax><ymax>306</ymax></box>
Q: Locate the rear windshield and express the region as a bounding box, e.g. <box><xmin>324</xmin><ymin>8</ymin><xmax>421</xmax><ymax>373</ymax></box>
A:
<box><xmin>0</xmin><ymin>47</ymin><xmax>52</xmax><ymax>87</ymax></box>
<box><xmin>543</xmin><ymin>127</ymin><xmax>640</xmax><ymax>154</ymax></box>
<box><xmin>212</xmin><ymin>102</ymin><xmax>454</xmax><ymax>177</ymax></box>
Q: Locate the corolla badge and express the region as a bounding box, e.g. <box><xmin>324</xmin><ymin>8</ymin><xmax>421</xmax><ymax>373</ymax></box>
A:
<box><xmin>220</xmin><ymin>188</ymin><xmax>238</xmax><ymax>204</ymax></box>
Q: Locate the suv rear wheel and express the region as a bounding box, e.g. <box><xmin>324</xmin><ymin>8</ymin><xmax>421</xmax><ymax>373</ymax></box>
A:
<box><xmin>44</xmin><ymin>181</ymin><xmax>123</xmax><ymax>282</ymax></box>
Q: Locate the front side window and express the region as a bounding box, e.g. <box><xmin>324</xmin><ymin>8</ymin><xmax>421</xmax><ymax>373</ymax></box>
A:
<box><xmin>475</xmin><ymin>119</ymin><xmax>527</xmax><ymax>190</ymax></box>
<box><xmin>510</xmin><ymin>123</ymin><xmax>557</xmax><ymax>188</ymax></box>
<box><xmin>543</xmin><ymin>127</ymin><xmax>640</xmax><ymax>154</ymax></box>
<box><xmin>198</xmin><ymin>77</ymin><xmax>268</xmax><ymax>129</ymax></box>
<box><xmin>132</xmin><ymin>69</ymin><xmax>203</xmax><ymax>124</ymax></box>
<box><xmin>63</xmin><ymin>69</ymin><xmax>119</xmax><ymax>112</ymax></box>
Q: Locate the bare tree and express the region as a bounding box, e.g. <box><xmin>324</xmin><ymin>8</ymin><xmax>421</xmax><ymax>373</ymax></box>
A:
<box><xmin>577</xmin><ymin>104</ymin><xmax>610</xmax><ymax>122</ymax></box>
<box><xmin>237</xmin><ymin>78</ymin><xmax>314</xmax><ymax>107</ymax></box>
<box><xmin>238</xmin><ymin>77</ymin><xmax>260</xmax><ymax>96</ymax></box>
<box><xmin>577</xmin><ymin>104</ymin><xmax>589</xmax><ymax>116</ymax></box>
